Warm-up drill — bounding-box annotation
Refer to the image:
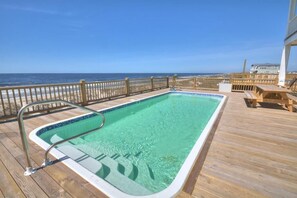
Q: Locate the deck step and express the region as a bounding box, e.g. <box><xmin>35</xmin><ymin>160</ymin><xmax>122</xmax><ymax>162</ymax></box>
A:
<box><xmin>50</xmin><ymin>135</ymin><xmax>152</xmax><ymax>195</ymax></box>
<box><xmin>127</xmin><ymin>155</ymin><xmax>156</xmax><ymax>183</ymax></box>
<box><xmin>75</xmin><ymin>141</ymin><xmax>155</xmax><ymax>183</ymax></box>
<box><xmin>73</xmin><ymin>144</ymin><xmax>152</xmax><ymax>195</ymax></box>
<box><xmin>50</xmin><ymin>135</ymin><xmax>103</xmax><ymax>174</ymax></box>
<box><xmin>115</xmin><ymin>156</ymin><xmax>135</xmax><ymax>179</ymax></box>
<box><xmin>101</xmin><ymin>159</ymin><xmax>152</xmax><ymax>195</ymax></box>
<box><xmin>71</xmin><ymin>140</ymin><xmax>136</xmax><ymax>180</ymax></box>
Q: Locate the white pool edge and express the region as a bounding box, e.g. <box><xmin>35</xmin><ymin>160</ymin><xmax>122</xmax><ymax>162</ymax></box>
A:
<box><xmin>29</xmin><ymin>90</ymin><xmax>227</xmax><ymax>198</ymax></box>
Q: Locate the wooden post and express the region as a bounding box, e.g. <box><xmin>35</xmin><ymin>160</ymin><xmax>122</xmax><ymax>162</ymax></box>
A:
<box><xmin>79</xmin><ymin>79</ymin><xmax>87</xmax><ymax>105</ymax></box>
<box><xmin>125</xmin><ymin>77</ymin><xmax>130</xmax><ymax>96</ymax></box>
<box><xmin>242</xmin><ymin>59</ymin><xmax>247</xmax><ymax>75</ymax></box>
<box><xmin>173</xmin><ymin>75</ymin><xmax>177</xmax><ymax>88</ymax></box>
<box><xmin>166</xmin><ymin>76</ymin><xmax>169</xmax><ymax>88</ymax></box>
<box><xmin>288</xmin><ymin>99</ymin><xmax>293</xmax><ymax>112</ymax></box>
<box><xmin>275</xmin><ymin>77</ymin><xmax>279</xmax><ymax>85</ymax></box>
<box><xmin>151</xmin><ymin>76</ymin><xmax>154</xmax><ymax>91</ymax></box>
<box><xmin>193</xmin><ymin>77</ymin><xmax>197</xmax><ymax>89</ymax></box>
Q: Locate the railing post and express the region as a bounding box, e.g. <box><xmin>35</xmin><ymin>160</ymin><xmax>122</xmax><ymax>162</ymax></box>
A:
<box><xmin>166</xmin><ymin>76</ymin><xmax>169</xmax><ymax>88</ymax></box>
<box><xmin>125</xmin><ymin>77</ymin><xmax>130</xmax><ymax>96</ymax></box>
<box><xmin>173</xmin><ymin>75</ymin><xmax>177</xmax><ymax>88</ymax></box>
<box><xmin>79</xmin><ymin>79</ymin><xmax>87</xmax><ymax>105</ymax></box>
<box><xmin>151</xmin><ymin>76</ymin><xmax>154</xmax><ymax>91</ymax></box>
<box><xmin>193</xmin><ymin>77</ymin><xmax>197</xmax><ymax>89</ymax></box>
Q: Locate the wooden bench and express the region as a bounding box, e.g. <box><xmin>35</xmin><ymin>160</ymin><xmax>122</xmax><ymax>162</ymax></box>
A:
<box><xmin>286</xmin><ymin>93</ymin><xmax>297</xmax><ymax>112</ymax></box>
<box><xmin>244</xmin><ymin>90</ymin><xmax>257</xmax><ymax>108</ymax></box>
<box><xmin>287</xmin><ymin>93</ymin><xmax>297</xmax><ymax>103</ymax></box>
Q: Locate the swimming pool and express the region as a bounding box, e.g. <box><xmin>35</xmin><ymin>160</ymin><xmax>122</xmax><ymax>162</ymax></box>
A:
<box><xmin>30</xmin><ymin>91</ymin><xmax>226</xmax><ymax>197</ymax></box>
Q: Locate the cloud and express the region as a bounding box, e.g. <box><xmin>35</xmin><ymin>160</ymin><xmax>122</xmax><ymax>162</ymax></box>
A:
<box><xmin>1</xmin><ymin>5</ymin><xmax>72</xmax><ymax>16</ymax></box>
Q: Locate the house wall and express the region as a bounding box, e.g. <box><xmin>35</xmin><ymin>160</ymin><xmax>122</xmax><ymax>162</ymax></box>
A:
<box><xmin>285</xmin><ymin>0</ymin><xmax>297</xmax><ymax>45</ymax></box>
<box><xmin>250</xmin><ymin>66</ymin><xmax>279</xmax><ymax>74</ymax></box>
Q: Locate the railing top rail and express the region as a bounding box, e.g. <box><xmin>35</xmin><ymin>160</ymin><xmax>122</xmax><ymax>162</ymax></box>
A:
<box><xmin>129</xmin><ymin>77</ymin><xmax>152</xmax><ymax>81</ymax></box>
<box><xmin>231</xmin><ymin>77</ymin><xmax>276</xmax><ymax>80</ymax></box>
<box><xmin>85</xmin><ymin>79</ymin><xmax>125</xmax><ymax>84</ymax></box>
<box><xmin>195</xmin><ymin>77</ymin><xmax>229</xmax><ymax>79</ymax></box>
<box><xmin>152</xmin><ymin>77</ymin><xmax>168</xmax><ymax>79</ymax></box>
<box><xmin>0</xmin><ymin>82</ymin><xmax>81</xmax><ymax>90</ymax></box>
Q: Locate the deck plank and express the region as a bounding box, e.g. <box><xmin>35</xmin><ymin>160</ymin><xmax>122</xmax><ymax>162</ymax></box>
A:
<box><xmin>0</xmin><ymin>159</ymin><xmax>25</xmax><ymax>198</ymax></box>
<box><xmin>0</xmin><ymin>189</ymin><xmax>4</xmax><ymax>198</ymax></box>
<box><xmin>192</xmin><ymin>173</ymin><xmax>266</xmax><ymax>198</ymax></box>
<box><xmin>0</xmin><ymin>90</ymin><xmax>297</xmax><ymax>197</ymax></box>
<box><xmin>0</xmin><ymin>129</ymin><xmax>72</xmax><ymax>198</ymax></box>
<box><xmin>0</xmin><ymin>143</ymin><xmax>48</xmax><ymax>198</ymax></box>
<box><xmin>1</xmin><ymin>120</ymin><xmax>104</xmax><ymax>198</ymax></box>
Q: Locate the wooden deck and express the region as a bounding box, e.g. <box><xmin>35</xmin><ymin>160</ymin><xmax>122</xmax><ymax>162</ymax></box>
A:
<box><xmin>0</xmin><ymin>89</ymin><xmax>296</xmax><ymax>198</ymax></box>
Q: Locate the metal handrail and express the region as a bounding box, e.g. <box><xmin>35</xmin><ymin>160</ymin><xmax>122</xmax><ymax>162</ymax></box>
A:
<box><xmin>17</xmin><ymin>99</ymin><xmax>105</xmax><ymax>176</ymax></box>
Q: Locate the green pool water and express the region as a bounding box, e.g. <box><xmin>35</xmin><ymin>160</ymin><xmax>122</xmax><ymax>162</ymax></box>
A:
<box><xmin>39</xmin><ymin>93</ymin><xmax>221</xmax><ymax>195</ymax></box>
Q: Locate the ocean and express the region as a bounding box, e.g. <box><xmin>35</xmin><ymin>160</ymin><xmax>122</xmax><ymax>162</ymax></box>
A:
<box><xmin>0</xmin><ymin>73</ymin><xmax>220</xmax><ymax>87</ymax></box>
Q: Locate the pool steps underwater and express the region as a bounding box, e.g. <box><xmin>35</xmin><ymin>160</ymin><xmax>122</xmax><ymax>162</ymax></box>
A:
<box><xmin>50</xmin><ymin>135</ymin><xmax>154</xmax><ymax>195</ymax></box>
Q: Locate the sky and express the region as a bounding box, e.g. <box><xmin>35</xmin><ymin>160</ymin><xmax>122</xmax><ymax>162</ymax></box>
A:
<box><xmin>0</xmin><ymin>0</ymin><xmax>296</xmax><ymax>73</ymax></box>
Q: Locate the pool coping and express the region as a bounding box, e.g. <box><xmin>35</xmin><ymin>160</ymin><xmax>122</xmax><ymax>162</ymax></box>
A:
<box><xmin>29</xmin><ymin>90</ymin><xmax>227</xmax><ymax>198</ymax></box>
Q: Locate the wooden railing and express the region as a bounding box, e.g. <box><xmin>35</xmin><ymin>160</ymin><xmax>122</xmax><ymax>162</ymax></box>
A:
<box><xmin>230</xmin><ymin>78</ymin><xmax>278</xmax><ymax>91</ymax></box>
<box><xmin>230</xmin><ymin>73</ymin><xmax>297</xmax><ymax>80</ymax></box>
<box><xmin>196</xmin><ymin>77</ymin><xmax>228</xmax><ymax>90</ymax></box>
<box><xmin>0</xmin><ymin>77</ymin><xmax>169</xmax><ymax>121</ymax></box>
<box><xmin>172</xmin><ymin>74</ymin><xmax>297</xmax><ymax>92</ymax></box>
<box><xmin>174</xmin><ymin>77</ymin><xmax>228</xmax><ymax>90</ymax></box>
<box><xmin>129</xmin><ymin>78</ymin><xmax>152</xmax><ymax>94</ymax></box>
<box><xmin>230</xmin><ymin>73</ymin><xmax>279</xmax><ymax>79</ymax></box>
<box><xmin>1</xmin><ymin>73</ymin><xmax>296</xmax><ymax>121</ymax></box>
<box><xmin>175</xmin><ymin>77</ymin><xmax>194</xmax><ymax>89</ymax></box>
<box><xmin>0</xmin><ymin>83</ymin><xmax>82</xmax><ymax>120</ymax></box>
<box><xmin>290</xmin><ymin>79</ymin><xmax>297</xmax><ymax>92</ymax></box>
<box><xmin>153</xmin><ymin>77</ymin><xmax>168</xmax><ymax>89</ymax></box>
<box><xmin>84</xmin><ymin>80</ymin><xmax>127</xmax><ymax>103</ymax></box>
<box><xmin>229</xmin><ymin>73</ymin><xmax>297</xmax><ymax>91</ymax></box>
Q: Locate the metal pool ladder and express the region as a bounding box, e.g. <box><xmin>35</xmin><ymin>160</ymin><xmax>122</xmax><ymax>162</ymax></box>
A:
<box><xmin>17</xmin><ymin>99</ymin><xmax>105</xmax><ymax>176</ymax></box>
